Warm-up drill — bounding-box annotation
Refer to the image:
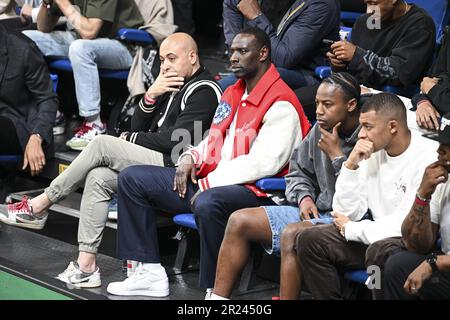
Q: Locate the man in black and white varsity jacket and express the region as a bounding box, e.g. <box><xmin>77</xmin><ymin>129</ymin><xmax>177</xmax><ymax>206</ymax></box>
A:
<box><xmin>0</xmin><ymin>32</ymin><xmax>222</xmax><ymax>289</ymax></box>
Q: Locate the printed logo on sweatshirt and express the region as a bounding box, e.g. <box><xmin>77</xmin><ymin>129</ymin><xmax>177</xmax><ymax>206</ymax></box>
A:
<box><xmin>213</xmin><ymin>101</ymin><xmax>231</xmax><ymax>124</ymax></box>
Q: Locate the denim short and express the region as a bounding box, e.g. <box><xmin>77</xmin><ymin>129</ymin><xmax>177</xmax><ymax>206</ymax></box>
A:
<box><xmin>262</xmin><ymin>205</ymin><xmax>333</xmax><ymax>256</ymax></box>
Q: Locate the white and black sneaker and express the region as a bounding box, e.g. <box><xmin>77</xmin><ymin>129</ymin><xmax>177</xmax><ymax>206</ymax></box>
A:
<box><xmin>107</xmin><ymin>263</ymin><xmax>169</xmax><ymax>297</ymax></box>
<box><xmin>57</xmin><ymin>261</ymin><xmax>101</xmax><ymax>288</ymax></box>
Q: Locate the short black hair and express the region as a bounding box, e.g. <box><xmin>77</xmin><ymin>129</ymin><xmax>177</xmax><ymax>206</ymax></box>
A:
<box><xmin>361</xmin><ymin>92</ymin><xmax>407</xmax><ymax>122</ymax></box>
<box><xmin>322</xmin><ymin>72</ymin><xmax>360</xmax><ymax>106</ymax></box>
<box><xmin>237</xmin><ymin>26</ymin><xmax>271</xmax><ymax>55</ymax></box>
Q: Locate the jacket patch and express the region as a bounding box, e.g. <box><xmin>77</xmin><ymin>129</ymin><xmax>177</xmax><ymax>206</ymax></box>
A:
<box><xmin>213</xmin><ymin>101</ymin><xmax>231</xmax><ymax>124</ymax></box>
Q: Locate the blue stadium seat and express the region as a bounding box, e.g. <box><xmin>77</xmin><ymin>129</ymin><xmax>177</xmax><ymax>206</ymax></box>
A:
<box><xmin>344</xmin><ymin>269</ymin><xmax>369</xmax><ymax>285</ymax></box>
<box><xmin>47</xmin><ymin>28</ymin><xmax>156</xmax><ymax>80</ymax></box>
<box><xmin>409</xmin><ymin>0</ymin><xmax>449</xmax><ymax>45</ymax></box>
<box><xmin>173</xmin><ymin>213</ymin><xmax>198</xmax><ymax>230</ymax></box>
<box><xmin>171</xmin><ymin>177</ymin><xmax>285</xmax><ymax>292</ymax></box>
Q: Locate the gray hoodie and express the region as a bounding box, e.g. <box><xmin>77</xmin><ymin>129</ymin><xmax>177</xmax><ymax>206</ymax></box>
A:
<box><xmin>285</xmin><ymin>122</ymin><xmax>360</xmax><ymax>211</ymax></box>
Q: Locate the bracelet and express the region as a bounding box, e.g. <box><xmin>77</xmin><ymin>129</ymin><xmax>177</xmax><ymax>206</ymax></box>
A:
<box><xmin>415</xmin><ymin>192</ymin><xmax>430</xmax><ymax>206</ymax></box>
<box><xmin>144</xmin><ymin>93</ymin><xmax>157</xmax><ymax>105</ymax></box>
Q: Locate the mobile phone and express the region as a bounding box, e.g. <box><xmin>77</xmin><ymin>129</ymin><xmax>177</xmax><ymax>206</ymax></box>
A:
<box><xmin>322</xmin><ymin>39</ymin><xmax>334</xmax><ymax>49</ymax></box>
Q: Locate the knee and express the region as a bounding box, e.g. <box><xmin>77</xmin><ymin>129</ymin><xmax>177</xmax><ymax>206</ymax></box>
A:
<box><xmin>193</xmin><ymin>190</ymin><xmax>221</xmax><ymax>220</ymax></box>
<box><xmin>224</xmin><ymin>209</ymin><xmax>252</xmax><ymax>237</ymax></box>
<box><xmin>87</xmin><ymin>135</ymin><xmax>113</xmax><ymax>152</ymax></box>
<box><xmin>69</xmin><ymin>39</ymin><xmax>94</xmax><ymax>62</ymax></box>
<box><xmin>280</xmin><ymin>224</ymin><xmax>302</xmax><ymax>253</ymax></box>
<box><xmin>118</xmin><ymin>166</ymin><xmax>141</xmax><ymax>190</ymax></box>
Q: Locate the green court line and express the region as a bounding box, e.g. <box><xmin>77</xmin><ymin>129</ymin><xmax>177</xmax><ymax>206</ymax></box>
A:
<box><xmin>0</xmin><ymin>270</ymin><xmax>72</xmax><ymax>300</ymax></box>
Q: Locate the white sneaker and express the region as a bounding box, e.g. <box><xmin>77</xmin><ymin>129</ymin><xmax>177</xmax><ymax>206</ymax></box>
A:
<box><xmin>107</xmin><ymin>263</ymin><xmax>169</xmax><ymax>297</ymax></box>
<box><xmin>205</xmin><ymin>289</ymin><xmax>229</xmax><ymax>300</ymax></box>
<box><xmin>66</xmin><ymin>121</ymin><xmax>106</xmax><ymax>151</ymax></box>
<box><xmin>56</xmin><ymin>261</ymin><xmax>101</xmax><ymax>288</ymax></box>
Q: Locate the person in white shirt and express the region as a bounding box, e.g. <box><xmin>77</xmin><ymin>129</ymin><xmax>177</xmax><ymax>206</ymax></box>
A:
<box><xmin>383</xmin><ymin>112</ymin><xmax>450</xmax><ymax>300</ymax></box>
<box><xmin>296</xmin><ymin>92</ymin><xmax>437</xmax><ymax>299</ymax></box>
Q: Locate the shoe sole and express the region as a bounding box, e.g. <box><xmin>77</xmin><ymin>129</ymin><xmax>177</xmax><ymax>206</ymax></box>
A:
<box><xmin>107</xmin><ymin>287</ymin><xmax>169</xmax><ymax>297</ymax></box>
<box><xmin>66</xmin><ymin>145</ymin><xmax>86</xmax><ymax>151</ymax></box>
<box><xmin>72</xmin><ymin>280</ymin><xmax>102</xmax><ymax>288</ymax></box>
<box><xmin>0</xmin><ymin>217</ymin><xmax>45</xmax><ymax>230</ymax></box>
<box><xmin>56</xmin><ymin>276</ymin><xmax>102</xmax><ymax>288</ymax></box>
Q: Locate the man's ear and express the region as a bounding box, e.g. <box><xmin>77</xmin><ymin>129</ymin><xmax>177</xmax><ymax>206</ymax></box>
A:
<box><xmin>189</xmin><ymin>50</ymin><xmax>197</xmax><ymax>65</ymax></box>
<box><xmin>389</xmin><ymin>119</ymin><xmax>398</xmax><ymax>134</ymax></box>
<box><xmin>259</xmin><ymin>46</ymin><xmax>269</xmax><ymax>62</ymax></box>
<box><xmin>347</xmin><ymin>98</ymin><xmax>358</xmax><ymax>113</ymax></box>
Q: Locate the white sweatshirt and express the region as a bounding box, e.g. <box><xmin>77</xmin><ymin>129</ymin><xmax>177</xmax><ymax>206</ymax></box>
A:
<box><xmin>333</xmin><ymin>131</ymin><xmax>438</xmax><ymax>244</ymax></box>
<box><xmin>431</xmin><ymin>180</ymin><xmax>450</xmax><ymax>255</ymax></box>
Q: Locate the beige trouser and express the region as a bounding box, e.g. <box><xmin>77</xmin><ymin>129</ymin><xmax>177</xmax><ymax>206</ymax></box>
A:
<box><xmin>45</xmin><ymin>135</ymin><xmax>164</xmax><ymax>254</ymax></box>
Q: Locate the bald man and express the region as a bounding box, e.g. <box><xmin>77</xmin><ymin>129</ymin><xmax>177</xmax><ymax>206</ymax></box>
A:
<box><xmin>0</xmin><ymin>32</ymin><xmax>222</xmax><ymax>288</ymax></box>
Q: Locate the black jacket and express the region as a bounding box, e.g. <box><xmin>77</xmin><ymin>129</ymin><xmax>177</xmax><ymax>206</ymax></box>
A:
<box><xmin>224</xmin><ymin>0</ymin><xmax>341</xmax><ymax>72</ymax></box>
<box><xmin>126</xmin><ymin>66</ymin><xmax>222</xmax><ymax>166</ymax></box>
<box><xmin>348</xmin><ymin>4</ymin><xmax>435</xmax><ymax>90</ymax></box>
<box><xmin>0</xmin><ymin>26</ymin><xmax>58</xmax><ymax>156</ymax></box>
<box><xmin>411</xmin><ymin>28</ymin><xmax>450</xmax><ymax>115</ymax></box>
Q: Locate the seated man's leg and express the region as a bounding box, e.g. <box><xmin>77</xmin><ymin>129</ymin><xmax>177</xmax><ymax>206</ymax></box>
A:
<box><xmin>22</xmin><ymin>30</ymin><xmax>76</xmax><ymax>57</ymax></box>
<box><xmin>365</xmin><ymin>237</ymin><xmax>404</xmax><ymax>300</ymax></box>
<box><xmin>384</xmin><ymin>250</ymin><xmax>450</xmax><ymax>300</ymax></box>
<box><xmin>67</xmin><ymin>39</ymin><xmax>133</xmax><ymax>147</ymax></box>
<box><xmin>279</xmin><ymin>221</ymin><xmax>314</xmax><ymax>299</ymax></box>
<box><xmin>43</xmin><ymin>135</ymin><xmax>164</xmax><ymax>211</ymax></box>
<box><xmin>296</xmin><ymin>224</ymin><xmax>368</xmax><ymax>299</ymax></box>
<box><xmin>213</xmin><ymin>207</ymin><xmax>273</xmax><ymax>298</ymax></box>
<box><xmin>107</xmin><ymin>165</ymin><xmax>196</xmax><ymax>297</ymax></box>
<box><xmin>116</xmin><ymin>165</ymin><xmax>195</xmax><ymax>262</ymax></box>
<box><xmin>194</xmin><ymin>185</ymin><xmax>274</xmax><ymax>289</ymax></box>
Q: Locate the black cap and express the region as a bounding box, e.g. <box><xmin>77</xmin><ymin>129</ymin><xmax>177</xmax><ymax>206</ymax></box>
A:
<box><xmin>423</xmin><ymin>112</ymin><xmax>450</xmax><ymax>145</ymax></box>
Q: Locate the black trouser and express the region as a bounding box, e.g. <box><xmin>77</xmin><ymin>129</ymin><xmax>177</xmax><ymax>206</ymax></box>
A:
<box><xmin>193</xmin><ymin>184</ymin><xmax>274</xmax><ymax>288</ymax></box>
<box><xmin>117</xmin><ymin>165</ymin><xmax>274</xmax><ymax>288</ymax></box>
<box><xmin>384</xmin><ymin>250</ymin><xmax>450</xmax><ymax>300</ymax></box>
<box><xmin>0</xmin><ymin>116</ymin><xmax>22</xmax><ymax>155</ymax></box>
<box><xmin>296</xmin><ymin>224</ymin><xmax>403</xmax><ymax>299</ymax></box>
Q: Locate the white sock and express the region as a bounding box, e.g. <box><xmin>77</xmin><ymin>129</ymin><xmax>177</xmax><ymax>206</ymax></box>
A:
<box><xmin>209</xmin><ymin>293</ymin><xmax>229</xmax><ymax>300</ymax></box>
<box><xmin>142</xmin><ymin>263</ymin><xmax>164</xmax><ymax>272</ymax></box>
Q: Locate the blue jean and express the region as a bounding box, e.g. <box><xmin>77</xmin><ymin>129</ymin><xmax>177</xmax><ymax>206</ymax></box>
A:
<box><xmin>262</xmin><ymin>205</ymin><xmax>333</xmax><ymax>256</ymax></box>
<box><xmin>22</xmin><ymin>30</ymin><xmax>133</xmax><ymax>117</ymax></box>
<box><xmin>218</xmin><ymin>67</ymin><xmax>319</xmax><ymax>91</ymax></box>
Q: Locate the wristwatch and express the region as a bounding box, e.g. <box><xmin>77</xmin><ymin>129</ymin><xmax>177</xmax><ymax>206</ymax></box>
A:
<box><xmin>426</xmin><ymin>252</ymin><xmax>439</xmax><ymax>273</ymax></box>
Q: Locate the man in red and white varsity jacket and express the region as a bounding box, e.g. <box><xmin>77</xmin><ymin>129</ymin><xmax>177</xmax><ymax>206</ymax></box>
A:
<box><xmin>109</xmin><ymin>27</ymin><xmax>310</xmax><ymax>298</ymax></box>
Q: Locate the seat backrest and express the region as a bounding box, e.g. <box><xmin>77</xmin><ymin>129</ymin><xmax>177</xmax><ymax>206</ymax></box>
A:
<box><xmin>408</xmin><ymin>0</ymin><xmax>449</xmax><ymax>44</ymax></box>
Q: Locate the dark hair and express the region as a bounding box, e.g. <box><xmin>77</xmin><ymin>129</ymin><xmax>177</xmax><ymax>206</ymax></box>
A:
<box><xmin>361</xmin><ymin>92</ymin><xmax>407</xmax><ymax>122</ymax></box>
<box><xmin>237</xmin><ymin>26</ymin><xmax>271</xmax><ymax>55</ymax></box>
<box><xmin>321</xmin><ymin>72</ymin><xmax>361</xmax><ymax>106</ymax></box>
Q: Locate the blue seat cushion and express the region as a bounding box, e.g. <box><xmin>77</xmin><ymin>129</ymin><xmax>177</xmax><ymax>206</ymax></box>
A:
<box><xmin>255</xmin><ymin>178</ymin><xmax>286</xmax><ymax>191</ymax></box>
<box><xmin>344</xmin><ymin>269</ymin><xmax>368</xmax><ymax>284</ymax></box>
<box><xmin>117</xmin><ymin>28</ymin><xmax>156</xmax><ymax>44</ymax></box>
<box><xmin>48</xmin><ymin>58</ymin><xmax>129</xmax><ymax>80</ymax></box>
<box><xmin>315</xmin><ymin>66</ymin><xmax>332</xmax><ymax>79</ymax></box>
<box><xmin>173</xmin><ymin>213</ymin><xmax>197</xmax><ymax>230</ymax></box>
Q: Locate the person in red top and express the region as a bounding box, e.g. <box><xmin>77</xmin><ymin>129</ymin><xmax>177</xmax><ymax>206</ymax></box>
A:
<box><xmin>106</xmin><ymin>27</ymin><xmax>310</xmax><ymax>298</ymax></box>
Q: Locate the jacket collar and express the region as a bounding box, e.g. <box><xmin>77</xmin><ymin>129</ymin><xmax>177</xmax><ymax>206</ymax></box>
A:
<box><xmin>234</xmin><ymin>64</ymin><xmax>280</xmax><ymax>107</ymax></box>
